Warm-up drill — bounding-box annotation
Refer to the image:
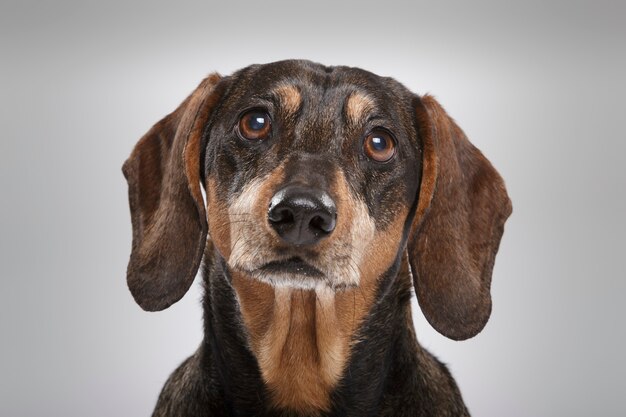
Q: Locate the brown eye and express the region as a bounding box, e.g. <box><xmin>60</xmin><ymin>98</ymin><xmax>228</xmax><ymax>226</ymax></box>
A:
<box><xmin>363</xmin><ymin>129</ymin><xmax>396</xmax><ymax>162</ymax></box>
<box><xmin>238</xmin><ymin>110</ymin><xmax>271</xmax><ymax>140</ymax></box>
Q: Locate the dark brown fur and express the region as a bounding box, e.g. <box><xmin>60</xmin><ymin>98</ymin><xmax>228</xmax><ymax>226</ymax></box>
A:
<box><xmin>123</xmin><ymin>60</ymin><xmax>512</xmax><ymax>416</ymax></box>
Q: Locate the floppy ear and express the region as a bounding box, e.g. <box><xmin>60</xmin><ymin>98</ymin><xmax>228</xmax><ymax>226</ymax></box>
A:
<box><xmin>122</xmin><ymin>74</ymin><xmax>223</xmax><ymax>311</ymax></box>
<box><xmin>408</xmin><ymin>95</ymin><xmax>512</xmax><ymax>340</ymax></box>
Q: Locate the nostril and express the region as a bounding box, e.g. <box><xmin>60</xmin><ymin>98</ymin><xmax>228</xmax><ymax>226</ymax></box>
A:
<box><xmin>309</xmin><ymin>214</ymin><xmax>336</xmax><ymax>234</ymax></box>
<box><xmin>269</xmin><ymin>207</ymin><xmax>294</xmax><ymax>225</ymax></box>
<box><xmin>309</xmin><ymin>215</ymin><xmax>324</xmax><ymax>231</ymax></box>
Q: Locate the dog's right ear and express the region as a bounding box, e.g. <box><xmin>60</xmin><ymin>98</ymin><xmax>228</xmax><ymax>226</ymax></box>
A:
<box><xmin>122</xmin><ymin>74</ymin><xmax>224</xmax><ymax>311</ymax></box>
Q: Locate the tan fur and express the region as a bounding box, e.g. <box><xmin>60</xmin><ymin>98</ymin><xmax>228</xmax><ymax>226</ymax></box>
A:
<box><xmin>345</xmin><ymin>91</ymin><xmax>375</xmax><ymax>124</ymax></box>
<box><xmin>358</xmin><ymin>205</ymin><xmax>408</xmax><ymax>286</ymax></box>
<box><xmin>226</xmin><ymin>166</ymin><xmax>285</xmax><ymax>270</ymax></box>
<box><xmin>184</xmin><ymin>73</ymin><xmax>223</xmax><ymax>214</ymax></box>
<box><xmin>410</xmin><ymin>95</ymin><xmax>438</xmax><ymax>235</ymax></box>
<box><xmin>232</xmin><ymin>273</ymin><xmax>380</xmax><ymax>414</ymax></box>
<box><xmin>206</xmin><ymin>177</ymin><xmax>232</xmax><ymax>259</ymax></box>
<box><xmin>317</xmin><ymin>171</ymin><xmax>377</xmax><ymax>287</ymax></box>
<box><xmin>274</xmin><ymin>83</ymin><xmax>302</xmax><ymax>115</ymax></box>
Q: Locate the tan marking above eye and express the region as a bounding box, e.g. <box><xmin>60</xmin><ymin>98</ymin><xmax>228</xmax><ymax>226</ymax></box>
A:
<box><xmin>274</xmin><ymin>83</ymin><xmax>302</xmax><ymax>115</ymax></box>
<box><xmin>345</xmin><ymin>91</ymin><xmax>375</xmax><ymax>124</ymax></box>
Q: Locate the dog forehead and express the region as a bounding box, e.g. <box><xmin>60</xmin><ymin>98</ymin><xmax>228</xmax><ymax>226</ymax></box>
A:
<box><xmin>242</xmin><ymin>60</ymin><xmax>383</xmax><ymax>86</ymax></box>
<box><xmin>229</xmin><ymin>60</ymin><xmax>398</xmax><ymax>109</ymax></box>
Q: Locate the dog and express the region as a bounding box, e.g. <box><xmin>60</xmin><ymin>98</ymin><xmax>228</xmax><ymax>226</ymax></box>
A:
<box><xmin>122</xmin><ymin>60</ymin><xmax>512</xmax><ymax>417</ymax></box>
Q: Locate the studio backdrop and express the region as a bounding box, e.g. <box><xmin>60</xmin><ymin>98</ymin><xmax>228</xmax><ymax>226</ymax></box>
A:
<box><xmin>1</xmin><ymin>1</ymin><xmax>625</xmax><ymax>416</ymax></box>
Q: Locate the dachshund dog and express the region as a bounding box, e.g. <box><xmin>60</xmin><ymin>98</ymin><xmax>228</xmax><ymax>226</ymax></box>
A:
<box><xmin>122</xmin><ymin>60</ymin><xmax>512</xmax><ymax>417</ymax></box>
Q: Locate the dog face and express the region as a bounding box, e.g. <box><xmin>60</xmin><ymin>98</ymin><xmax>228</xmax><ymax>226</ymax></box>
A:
<box><xmin>204</xmin><ymin>61</ymin><xmax>420</xmax><ymax>292</ymax></box>
<box><xmin>123</xmin><ymin>60</ymin><xmax>511</xmax><ymax>341</ymax></box>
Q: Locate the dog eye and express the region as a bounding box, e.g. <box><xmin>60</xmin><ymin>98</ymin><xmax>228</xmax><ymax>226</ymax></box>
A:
<box><xmin>363</xmin><ymin>129</ymin><xmax>396</xmax><ymax>162</ymax></box>
<box><xmin>238</xmin><ymin>110</ymin><xmax>272</xmax><ymax>140</ymax></box>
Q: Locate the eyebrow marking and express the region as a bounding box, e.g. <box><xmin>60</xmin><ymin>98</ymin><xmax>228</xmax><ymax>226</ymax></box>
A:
<box><xmin>345</xmin><ymin>91</ymin><xmax>376</xmax><ymax>124</ymax></box>
<box><xmin>273</xmin><ymin>83</ymin><xmax>302</xmax><ymax>115</ymax></box>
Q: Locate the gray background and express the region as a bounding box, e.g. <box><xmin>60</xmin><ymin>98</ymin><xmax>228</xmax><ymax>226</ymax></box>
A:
<box><xmin>1</xmin><ymin>0</ymin><xmax>625</xmax><ymax>416</ymax></box>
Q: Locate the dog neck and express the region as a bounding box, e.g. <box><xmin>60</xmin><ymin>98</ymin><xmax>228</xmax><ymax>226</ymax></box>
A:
<box><xmin>203</xmin><ymin>248</ymin><xmax>414</xmax><ymax>416</ymax></box>
<box><xmin>230</xmin><ymin>272</ymin><xmax>378</xmax><ymax>414</ymax></box>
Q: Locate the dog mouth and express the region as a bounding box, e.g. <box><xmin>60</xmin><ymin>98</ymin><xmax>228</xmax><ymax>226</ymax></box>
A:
<box><xmin>258</xmin><ymin>257</ymin><xmax>324</xmax><ymax>278</ymax></box>
<box><xmin>235</xmin><ymin>256</ymin><xmax>331</xmax><ymax>289</ymax></box>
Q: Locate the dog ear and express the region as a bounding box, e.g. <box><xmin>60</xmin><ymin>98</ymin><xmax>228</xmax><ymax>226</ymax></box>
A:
<box><xmin>408</xmin><ymin>95</ymin><xmax>512</xmax><ymax>340</ymax></box>
<box><xmin>122</xmin><ymin>74</ymin><xmax>223</xmax><ymax>311</ymax></box>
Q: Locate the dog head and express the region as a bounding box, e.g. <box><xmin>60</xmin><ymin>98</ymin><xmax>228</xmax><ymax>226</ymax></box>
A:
<box><xmin>123</xmin><ymin>60</ymin><xmax>511</xmax><ymax>340</ymax></box>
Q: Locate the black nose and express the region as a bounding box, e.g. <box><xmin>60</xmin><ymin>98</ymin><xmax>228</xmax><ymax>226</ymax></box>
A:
<box><xmin>268</xmin><ymin>185</ymin><xmax>337</xmax><ymax>246</ymax></box>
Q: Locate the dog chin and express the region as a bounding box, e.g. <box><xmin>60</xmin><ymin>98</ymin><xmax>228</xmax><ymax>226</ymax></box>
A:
<box><xmin>248</xmin><ymin>270</ymin><xmax>326</xmax><ymax>290</ymax></box>
<box><xmin>230</xmin><ymin>256</ymin><xmax>360</xmax><ymax>291</ymax></box>
<box><xmin>240</xmin><ymin>269</ymin><xmax>355</xmax><ymax>292</ymax></box>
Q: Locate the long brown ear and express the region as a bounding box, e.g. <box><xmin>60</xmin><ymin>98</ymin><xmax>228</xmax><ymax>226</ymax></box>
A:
<box><xmin>409</xmin><ymin>95</ymin><xmax>512</xmax><ymax>340</ymax></box>
<box><xmin>122</xmin><ymin>74</ymin><xmax>223</xmax><ymax>311</ymax></box>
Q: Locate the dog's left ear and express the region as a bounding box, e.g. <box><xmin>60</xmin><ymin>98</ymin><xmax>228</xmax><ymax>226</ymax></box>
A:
<box><xmin>122</xmin><ymin>74</ymin><xmax>223</xmax><ymax>311</ymax></box>
<box><xmin>408</xmin><ymin>95</ymin><xmax>512</xmax><ymax>340</ymax></box>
